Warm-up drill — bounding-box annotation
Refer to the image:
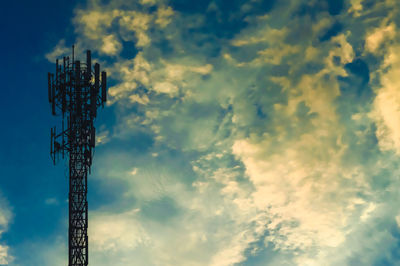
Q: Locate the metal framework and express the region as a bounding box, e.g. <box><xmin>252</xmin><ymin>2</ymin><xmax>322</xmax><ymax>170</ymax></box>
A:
<box><xmin>48</xmin><ymin>46</ymin><xmax>107</xmax><ymax>266</ymax></box>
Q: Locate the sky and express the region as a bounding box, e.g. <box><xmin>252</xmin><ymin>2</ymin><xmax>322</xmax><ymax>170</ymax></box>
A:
<box><xmin>1</xmin><ymin>0</ymin><xmax>400</xmax><ymax>265</ymax></box>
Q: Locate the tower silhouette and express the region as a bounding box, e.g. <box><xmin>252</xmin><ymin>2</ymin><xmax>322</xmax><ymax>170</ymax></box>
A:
<box><xmin>48</xmin><ymin>46</ymin><xmax>107</xmax><ymax>266</ymax></box>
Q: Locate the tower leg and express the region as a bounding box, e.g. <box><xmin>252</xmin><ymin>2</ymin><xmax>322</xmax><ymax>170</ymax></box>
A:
<box><xmin>68</xmin><ymin>148</ymin><xmax>89</xmax><ymax>266</ymax></box>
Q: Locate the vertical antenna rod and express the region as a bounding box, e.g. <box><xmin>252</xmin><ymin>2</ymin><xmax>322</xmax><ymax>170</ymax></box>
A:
<box><xmin>48</xmin><ymin>47</ymin><xmax>107</xmax><ymax>266</ymax></box>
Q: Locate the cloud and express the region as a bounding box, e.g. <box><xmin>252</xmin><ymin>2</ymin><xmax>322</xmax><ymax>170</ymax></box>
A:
<box><xmin>365</xmin><ymin>23</ymin><xmax>396</xmax><ymax>53</ymax></box>
<box><xmin>0</xmin><ymin>194</ymin><xmax>12</xmax><ymax>265</ymax></box>
<box><xmin>348</xmin><ymin>0</ymin><xmax>363</xmax><ymax>17</ymax></box>
<box><xmin>73</xmin><ymin>2</ymin><xmax>174</xmax><ymax>55</ymax></box>
<box><xmin>155</xmin><ymin>6</ymin><xmax>174</xmax><ymax>28</ymax></box>
<box><xmin>370</xmin><ymin>38</ymin><xmax>400</xmax><ymax>154</ymax></box>
<box><xmin>15</xmin><ymin>235</ymin><xmax>67</xmax><ymax>266</ymax></box>
<box><xmin>101</xmin><ymin>34</ymin><xmax>122</xmax><ymax>55</ymax></box>
<box><xmin>44</xmin><ymin>197</ymin><xmax>59</xmax><ymax>206</ymax></box>
<box><xmin>43</xmin><ymin>0</ymin><xmax>400</xmax><ymax>265</ymax></box>
<box><xmin>96</xmin><ymin>129</ymin><xmax>110</xmax><ymax>145</ymax></box>
<box><xmin>45</xmin><ymin>39</ymin><xmax>69</xmax><ymax>62</ymax></box>
<box><xmin>140</xmin><ymin>0</ymin><xmax>160</xmax><ymax>6</ymax></box>
<box><xmin>89</xmin><ymin>208</ymin><xmax>149</xmax><ymax>253</ymax></box>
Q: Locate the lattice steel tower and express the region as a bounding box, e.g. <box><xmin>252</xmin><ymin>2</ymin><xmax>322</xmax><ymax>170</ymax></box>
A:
<box><xmin>48</xmin><ymin>46</ymin><xmax>107</xmax><ymax>266</ymax></box>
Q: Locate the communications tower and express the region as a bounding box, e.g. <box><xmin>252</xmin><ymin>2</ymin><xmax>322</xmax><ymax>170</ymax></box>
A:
<box><xmin>48</xmin><ymin>46</ymin><xmax>107</xmax><ymax>266</ymax></box>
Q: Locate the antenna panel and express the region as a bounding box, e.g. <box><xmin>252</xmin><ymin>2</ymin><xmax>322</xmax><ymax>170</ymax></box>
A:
<box><xmin>51</xmin><ymin>74</ymin><xmax>56</xmax><ymax>115</ymax></box>
<box><xmin>101</xmin><ymin>71</ymin><xmax>107</xmax><ymax>103</ymax></box>
<box><xmin>50</xmin><ymin>127</ymin><xmax>54</xmax><ymax>156</ymax></box>
<box><xmin>56</xmin><ymin>59</ymin><xmax>59</xmax><ymax>79</ymax></box>
<box><xmin>76</xmin><ymin>61</ymin><xmax>82</xmax><ymax>113</ymax></box>
<box><xmin>62</xmin><ymin>80</ymin><xmax>66</xmax><ymax>114</ymax></box>
<box><xmin>52</xmin><ymin>96</ymin><xmax>56</xmax><ymax>115</ymax></box>
<box><xmin>90</xmin><ymin>129</ymin><xmax>95</xmax><ymax>148</ymax></box>
<box><xmin>76</xmin><ymin>60</ymin><xmax>81</xmax><ymax>84</ymax></box>
<box><xmin>86</xmin><ymin>50</ymin><xmax>91</xmax><ymax>81</ymax></box>
<box><xmin>48</xmin><ymin>73</ymin><xmax>52</xmax><ymax>103</ymax></box>
<box><xmin>90</xmin><ymin>91</ymin><xmax>97</xmax><ymax>118</ymax></box>
<box><xmin>85</xmin><ymin>149</ymin><xmax>92</xmax><ymax>166</ymax></box>
<box><xmin>94</xmin><ymin>63</ymin><xmax>100</xmax><ymax>94</ymax></box>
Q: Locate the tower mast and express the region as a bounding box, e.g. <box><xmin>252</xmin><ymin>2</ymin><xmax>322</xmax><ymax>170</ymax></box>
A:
<box><xmin>48</xmin><ymin>47</ymin><xmax>107</xmax><ymax>266</ymax></box>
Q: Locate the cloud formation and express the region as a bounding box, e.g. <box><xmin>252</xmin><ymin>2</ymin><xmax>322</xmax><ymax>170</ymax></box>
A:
<box><xmin>43</xmin><ymin>0</ymin><xmax>400</xmax><ymax>265</ymax></box>
<box><xmin>0</xmin><ymin>194</ymin><xmax>12</xmax><ymax>265</ymax></box>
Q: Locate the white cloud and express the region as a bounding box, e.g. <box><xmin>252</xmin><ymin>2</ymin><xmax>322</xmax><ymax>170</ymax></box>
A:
<box><xmin>75</xmin><ymin>9</ymin><xmax>116</xmax><ymax>40</ymax></box>
<box><xmin>153</xmin><ymin>81</ymin><xmax>179</xmax><ymax>95</ymax></box>
<box><xmin>365</xmin><ymin>23</ymin><xmax>396</xmax><ymax>53</ymax></box>
<box><xmin>226</xmin><ymin>13</ymin><xmax>378</xmax><ymax>264</ymax></box>
<box><xmin>96</xmin><ymin>130</ymin><xmax>110</xmax><ymax>145</ymax></box>
<box><xmin>372</xmin><ymin>44</ymin><xmax>400</xmax><ymax>154</ymax></box>
<box><xmin>130</xmin><ymin>167</ymin><xmax>138</xmax><ymax>176</ymax></box>
<box><xmin>231</xmin><ymin>26</ymin><xmax>288</xmax><ymax>47</ymax></box>
<box><xmin>139</xmin><ymin>0</ymin><xmax>159</xmax><ymax>5</ymax></box>
<box><xmin>44</xmin><ymin>198</ymin><xmax>59</xmax><ymax>205</ymax></box>
<box><xmin>0</xmin><ymin>195</ymin><xmax>12</xmax><ymax>265</ymax></box>
<box><xmin>108</xmin><ymin>55</ymin><xmax>213</xmax><ymax>102</ymax></box>
<box><xmin>129</xmin><ymin>94</ymin><xmax>149</xmax><ymax>105</ymax></box>
<box><xmin>45</xmin><ymin>39</ymin><xmax>69</xmax><ymax>62</ymax></box>
<box><xmin>348</xmin><ymin>0</ymin><xmax>363</xmax><ymax>16</ymax></box>
<box><xmin>89</xmin><ymin>208</ymin><xmax>149</xmax><ymax>253</ymax></box>
<box><xmin>232</xmin><ymin>136</ymin><xmax>364</xmax><ymax>257</ymax></box>
<box><xmin>155</xmin><ymin>6</ymin><xmax>174</xmax><ymax>28</ymax></box>
<box><xmin>101</xmin><ymin>34</ymin><xmax>122</xmax><ymax>55</ymax></box>
<box><xmin>118</xmin><ymin>11</ymin><xmax>152</xmax><ymax>47</ymax></box>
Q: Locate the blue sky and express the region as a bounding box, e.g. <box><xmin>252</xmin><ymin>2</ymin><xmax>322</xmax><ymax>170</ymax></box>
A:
<box><xmin>2</xmin><ymin>0</ymin><xmax>400</xmax><ymax>265</ymax></box>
